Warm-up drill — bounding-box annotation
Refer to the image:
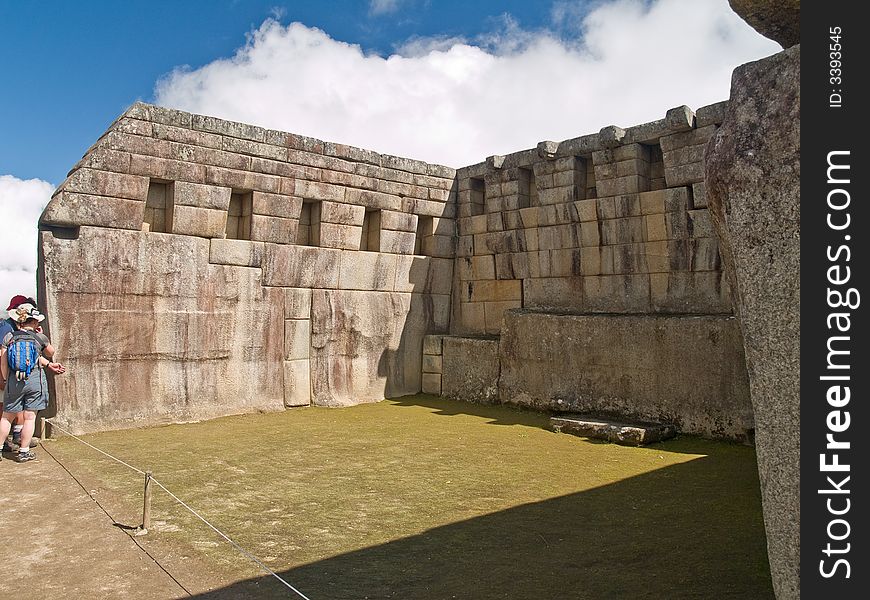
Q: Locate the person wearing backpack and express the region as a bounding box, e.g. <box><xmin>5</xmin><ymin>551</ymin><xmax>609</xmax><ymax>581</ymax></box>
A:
<box><xmin>0</xmin><ymin>295</ymin><xmax>38</xmax><ymax>451</ymax></box>
<box><xmin>0</xmin><ymin>304</ymin><xmax>65</xmax><ymax>462</ymax></box>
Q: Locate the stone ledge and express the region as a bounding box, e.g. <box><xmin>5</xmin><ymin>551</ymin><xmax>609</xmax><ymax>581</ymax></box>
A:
<box><xmin>550</xmin><ymin>414</ymin><xmax>677</xmax><ymax>446</ymax></box>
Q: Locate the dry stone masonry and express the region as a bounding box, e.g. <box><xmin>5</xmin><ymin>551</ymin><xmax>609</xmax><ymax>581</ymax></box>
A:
<box><xmin>40</xmin><ymin>100</ymin><xmax>751</xmax><ymax>440</ymax></box>
<box><xmin>40</xmin><ymin>103</ymin><xmax>456</xmax><ymax>431</ymax></box>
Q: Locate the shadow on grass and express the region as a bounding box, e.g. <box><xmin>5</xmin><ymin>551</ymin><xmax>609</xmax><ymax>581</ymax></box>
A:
<box><xmin>390</xmin><ymin>394</ymin><xmax>555</xmax><ymax>429</ymax></box>
<box><xmin>188</xmin><ymin>449</ymin><xmax>773</xmax><ymax>600</ymax></box>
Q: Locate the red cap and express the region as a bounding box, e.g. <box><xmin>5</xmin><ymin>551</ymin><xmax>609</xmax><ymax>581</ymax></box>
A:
<box><xmin>6</xmin><ymin>295</ymin><xmax>28</xmax><ymax>311</ymax></box>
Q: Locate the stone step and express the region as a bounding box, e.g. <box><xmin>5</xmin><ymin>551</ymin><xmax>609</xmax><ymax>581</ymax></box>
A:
<box><xmin>550</xmin><ymin>414</ymin><xmax>677</xmax><ymax>446</ymax></box>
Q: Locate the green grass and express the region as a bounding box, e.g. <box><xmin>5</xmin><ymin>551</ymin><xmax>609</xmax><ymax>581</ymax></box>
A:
<box><xmin>48</xmin><ymin>396</ymin><xmax>773</xmax><ymax>599</ymax></box>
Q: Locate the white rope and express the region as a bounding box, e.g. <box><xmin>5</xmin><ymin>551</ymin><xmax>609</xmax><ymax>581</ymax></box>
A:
<box><xmin>45</xmin><ymin>419</ymin><xmax>312</xmax><ymax>600</ymax></box>
<box><xmin>45</xmin><ymin>420</ymin><xmax>146</xmax><ymax>475</ymax></box>
<box><xmin>150</xmin><ymin>479</ymin><xmax>312</xmax><ymax>600</ymax></box>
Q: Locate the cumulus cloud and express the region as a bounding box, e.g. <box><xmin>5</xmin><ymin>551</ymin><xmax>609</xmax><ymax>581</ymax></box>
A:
<box><xmin>155</xmin><ymin>0</ymin><xmax>779</xmax><ymax>168</ymax></box>
<box><xmin>0</xmin><ymin>175</ymin><xmax>54</xmax><ymax>305</ymax></box>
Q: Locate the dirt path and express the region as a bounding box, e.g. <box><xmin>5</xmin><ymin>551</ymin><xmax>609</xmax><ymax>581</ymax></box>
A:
<box><xmin>0</xmin><ymin>442</ymin><xmax>189</xmax><ymax>599</ymax></box>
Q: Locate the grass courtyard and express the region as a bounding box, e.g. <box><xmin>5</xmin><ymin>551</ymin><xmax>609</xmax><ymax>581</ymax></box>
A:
<box><xmin>47</xmin><ymin>396</ymin><xmax>773</xmax><ymax>599</ymax></box>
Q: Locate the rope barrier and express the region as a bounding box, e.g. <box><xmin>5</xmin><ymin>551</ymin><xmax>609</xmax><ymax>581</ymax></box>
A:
<box><xmin>45</xmin><ymin>419</ymin><xmax>313</xmax><ymax>600</ymax></box>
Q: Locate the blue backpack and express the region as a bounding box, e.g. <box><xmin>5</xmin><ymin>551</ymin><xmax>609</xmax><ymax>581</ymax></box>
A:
<box><xmin>6</xmin><ymin>330</ymin><xmax>42</xmax><ymax>381</ymax></box>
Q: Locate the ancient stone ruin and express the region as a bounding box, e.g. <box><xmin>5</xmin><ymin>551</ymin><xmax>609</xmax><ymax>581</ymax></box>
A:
<box><xmin>38</xmin><ymin>100</ymin><xmax>752</xmax><ymax>439</ymax></box>
<box><xmin>38</xmin><ymin>6</ymin><xmax>800</xmax><ymax>595</ymax></box>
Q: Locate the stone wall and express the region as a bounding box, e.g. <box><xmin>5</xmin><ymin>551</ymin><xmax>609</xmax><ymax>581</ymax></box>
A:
<box><xmin>40</xmin><ymin>103</ymin><xmax>455</xmax><ymax>432</ymax></box>
<box><xmin>498</xmin><ymin>311</ymin><xmax>752</xmax><ymax>439</ymax></box>
<box><xmin>40</xmin><ymin>100</ymin><xmax>751</xmax><ymax>439</ymax></box>
<box><xmin>453</xmin><ymin>103</ymin><xmax>730</xmax><ymax>335</ymax></box>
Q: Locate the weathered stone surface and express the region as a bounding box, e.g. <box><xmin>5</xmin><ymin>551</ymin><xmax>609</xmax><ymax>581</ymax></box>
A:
<box><xmin>498</xmin><ymin>311</ymin><xmax>753</xmax><ymax>438</ymax></box>
<box><xmin>421</xmin><ymin>373</ymin><xmax>442</xmax><ymax>395</ymax></box>
<box><xmin>284</xmin><ymin>288</ymin><xmax>312</xmax><ymax>320</ymax></box>
<box><xmin>665</xmin><ymin>105</ymin><xmax>695</xmax><ymax>131</ymax></box>
<box><xmin>422</xmin><ymin>354</ymin><xmax>442</xmax><ymax>374</ymax></box>
<box><xmin>252</xmin><ymin>191</ymin><xmax>302</xmax><ymax>219</ymax></box>
<box><xmin>728</xmin><ymin>0</ymin><xmax>798</xmax><ymax>48</ymax></box>
<box><xmin>695</xmin><ymin>101</ymin><xmax>729</xmax><ymax>128</ymax></box>
<box><xmin>173</xmin><ymin>181</ymin><xmax>231</xmax><ymax>210</ymax></box>
<box><xmin>338</xmin><ymin>250</ymin><xmax>397</xmax><ymax>291</ymax></box>
<box><xmin>550</xmin><ymin>415</ymin><xmax>677</xmax><ymax>446</ymax></box>
<box><xmin>249</xmin><ymin>214</ymin><xmax>298</xmax><ymax>245</ymax></box>
<box><xmin>40</xmin><ymin>227</ymin><xmax>285</xmax><ymax>432</ymax></box>
<box><xmin>263</xmin><ymin>245</ymin><xmax>341</xmax><ymax>289</ymax></box>
<box><xmin>380</xmin><ymin>230</ymin><xmax>416</xmax><ymax>254</ymax></box>
<box><xmin>380</xmin><ymin>209</ymin><xmax>418</xmax><ymax>233</ymax></box>
<box><xmin>40</xmin><ymin>192</ymin><xmax>145</xmax><ymax>230</ymax></box>
<box><xmin>208</xmin><ymin>239</ymin><xmax>264</xmax><ymax>268</ymax></box>
<box><xmin>423</xmin><ymin>334</ymin><xmax>444</xmax><ymax>356</ymax></box>
<box><xmin>441</xmin><ymin>337</ymin><xmax>499</xmax><ymax>403</ymax></box>
<box><xmin>705</xmin><ymin>45</ymin><xmax>800</xmax><ymax>600</ymax></box>
<box><xmin>319</xmin><ymin>222</ymin><xmax>363</xmax><ymax>250</ymax></box>
<box><xmin>171</xmin><ymin>205</ymin><xmax>227</xmax><ymax>238</ymax></box>
<box><xmin>309</xmin><ymin>290</ymin><xmax>434</xmax><ymax>406</ymax></box>
<box><xmin>284</xmin><ymin>319</ymin><xmax>311</xmax><ymax>360</ymax></box>
<box><xmin>319</xmin><ymin>200</ymin><xmax>366</xmax><ymax>226</ymax></box>
<box><xmin>62</xmin><ymin>168</ymin><xmax>149</xmax><ymax>201</ymax></box>
<box><xmin>283</xmin><ymin>359</ymin><xmax>311</xmax><ymax>407</ymax></box>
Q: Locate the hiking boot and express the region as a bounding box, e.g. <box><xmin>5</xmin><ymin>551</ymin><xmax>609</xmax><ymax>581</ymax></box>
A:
<box><xmin>15</xmin><ymin>450</ymin><xmax>36</xmax><ymax>463</ymax></box>
<box><xmin>1</xmin><ymin>442</ymin><xmax>13</xmax><ymax>453</ymax></box>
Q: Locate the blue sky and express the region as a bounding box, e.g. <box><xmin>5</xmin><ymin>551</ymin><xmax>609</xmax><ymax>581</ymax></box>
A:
<box><xmin>0</xmin><ymin>0</ymin><xmax>778</xmax><ymax>302</ymax></box>
<box><xmin>1</xmin><ymin>0</ymin><xmax>565</xmax><ymax>184</ymax></box>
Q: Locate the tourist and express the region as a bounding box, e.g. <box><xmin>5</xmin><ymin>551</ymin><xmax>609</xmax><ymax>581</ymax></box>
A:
<box><xmin>0</xmin><ymin>303</ymin><xmax>66</xmax><ymax>462</ymax></box>
<box><xmin>0</xmin><ymin>295</ymin><xmax>38</xmax><ymax>451</ymax></box>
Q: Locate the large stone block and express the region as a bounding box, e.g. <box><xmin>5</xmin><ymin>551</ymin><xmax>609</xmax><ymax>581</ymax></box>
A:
<box><xmin>380</xmin><ymin>230</ymin><xmax>416</xmax><ymax>254</ymax></box>
<box><xmin>338</xmin><ymin>250</ymin><xmax>397</xmax><ymax>291</ymax></box>
<box><xmin>441</xmin><ymin>337</ymin><xmax>500</xmax><ymax>403</ymax></box>
<box><xmin>380</xmin><ymin>210</ymin><xmax>418</xmax><ymax>233</ymax></box>
<box><xmin>209</xmin><ymin>239</ymin><xmax>265</xmax><ymax>268</ymax></box>
<box><xmin>309</xmin><ymin>290</ymin><xmax>434</xmax><ymax>406</ymax></box>
<box><xmin>62</xmin><ymin>168</ymin><xmax>149</xmax><ymax>201</ymax></box>
<box><xmin>40</xmin><ymin>227</ymin><xmax>285</xmax><ymax>432</ymax></box>
<box><xmin>319</xmin><ymin>200</ymin><xmax>366</xmax><ymax>226</ymax></box>
<box><xmin>171</xmin><ymin>205</ymin><xmax>228</xmax><ymax>238</ymax></box>
<box><xmin>498</xmin><ymin>311</ymin><xmax>752</xmax><ymax>438</ymax></box>
<box><xmin>284</xmin><ymin>288</ymin><xmax>312</xmax><ymax>320</ymax></box>
<box><xmin>284</xmin><ymin>319</ymin><xmax>311</xmax><ymax>360</ymax></box>
<box><xmin>40</xmin><ymin>192</ymin><xmax>145</xmax><ymax>230</ymax></box>
<box><xmin>252</xmin><ymin>191</ymin><xmax>303</xmax><ymax>219</ymax></box>
<box><xmin>263</xmin><ymin>244</ymin><xmax>341</xmax><ymax>289</ymax></box>
<box><xmin>173</xmin><ymin>181</ymin><xmax>232</xmax><ymax>210</ymax></box>
<box><xmin>393</xmin><ymin>254</ymin><xmax>431</xmax><ymax>293</ymax></box>
<box><xmin>283</xmin><ymin>360</ymin><xmax>311</xmax><ymax>407</ymax></box>
<box><xmin>728</xmin><ymin>0</ymin><xmax>798</xmax><ymax>48</ymax></box>
<box><xmin>318</xmin><ymin>222</ymin><xmax>363</xmax><ymax>250</ymax></box>
<box><xmin>249</xmin><ymin>214</ymin><xmax>299</xmax><ymax>245</ymax></box>
<box><xmin>705</xmin><ymin>45</ymin><xmax>800</xmax><ymax>600</ymax></box>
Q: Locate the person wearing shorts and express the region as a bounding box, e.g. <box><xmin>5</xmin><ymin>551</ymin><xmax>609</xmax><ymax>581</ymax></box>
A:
<box><xmin>0</xmin><ymin>304</ymin><xmax>65</xmax><ymax>462</ymax></box>
<box><xmin>0</xmin><ymin>295</ymin><xmax>38</xmax><ymax>450</ymax></box>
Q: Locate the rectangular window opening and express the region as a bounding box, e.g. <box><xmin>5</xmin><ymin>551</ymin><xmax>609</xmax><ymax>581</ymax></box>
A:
<box><xmin>298</xmin><ymin>200</ymin><xmax>321</xmax><ymax>246</ymax></box>
<box><xmin>226</xmin><ymin>191</ymin><xmax>253</xmax><ymax>240</ymax></box>
<box><xmin>415</xmin><ymin>215</ymin><xmax>433</xmax><ymax>255</ymax></box>
<box><xmin>469</xmin><ymin>177</ymin><xmax>485</xmax><ymax>216</ymax></box>
<box><xmin>361</xmin><ymin>209</ymin><xmax>381</xmax><ymax>252</ymax></box>
<box><xmin>144</xmin><ymin>180</ymin><xmax>174</xmax><ymax>233</ymax></box>
<box><xmin>645</xmin><ymin>143</ymin><xmax>665</xmax><ymax>192</ymax></box>
<box><xmin>518</xmin><ymin>167</ymin><xmax>536</xmax><ymax>208</ymax></box>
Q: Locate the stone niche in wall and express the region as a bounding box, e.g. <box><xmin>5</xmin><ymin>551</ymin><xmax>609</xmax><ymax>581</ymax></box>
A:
<box><xmin>453</xmin><ymin>102</ymin><xmax>730</xmax><ymax>336</ymax></box>
<box><xmin>39</xmin><ymin>103</ymin><xmax>456</xmax><ymax>433</ymax></box>
<box><xmin>444</xmin><ymin>101</ymin><xmax>755</xmax><ymax>439</ymax></box>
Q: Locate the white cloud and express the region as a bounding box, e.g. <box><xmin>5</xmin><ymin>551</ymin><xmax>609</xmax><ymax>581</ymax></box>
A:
<box><xmin>0</xmin><ymin>175</ymin><xmax>54</xmax><ymax>306</ymax></box>
<box><xmin>369</xmin><ymin>0</ymin><xmax>405</xmax><ymax>15</ymax></box>
<box><xmin>155</xmin><ymin>0</ymin><xmax>779</xmax><ymax>169</ymax></box>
